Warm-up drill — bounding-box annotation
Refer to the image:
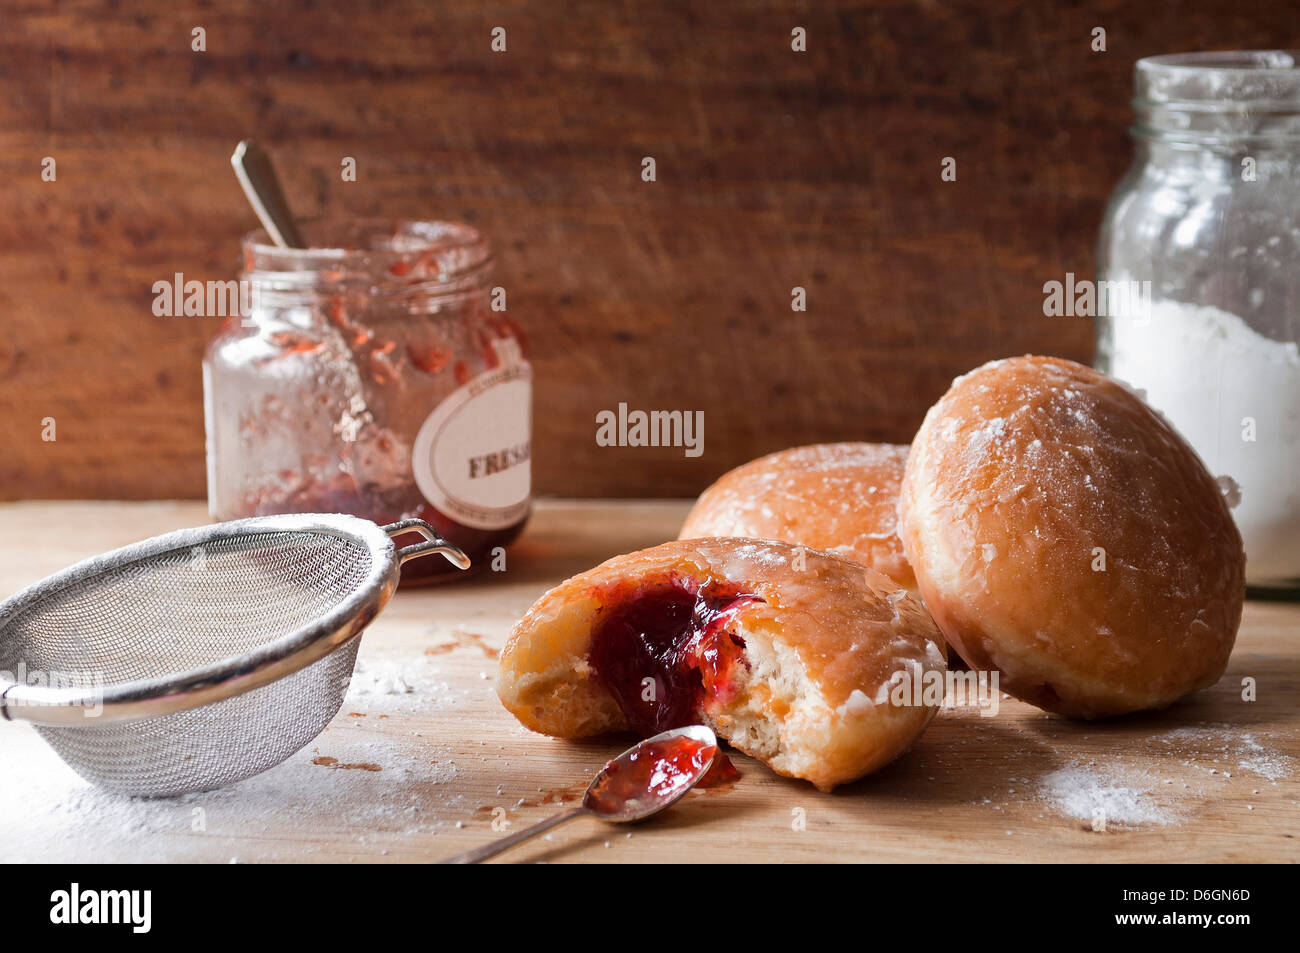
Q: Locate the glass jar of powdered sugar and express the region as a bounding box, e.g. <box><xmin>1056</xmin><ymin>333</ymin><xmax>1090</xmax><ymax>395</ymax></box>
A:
<box><xmin>1097</xmin><ymin>51</ymin><xmax>1300</xmax><ymax>592</ymax></box>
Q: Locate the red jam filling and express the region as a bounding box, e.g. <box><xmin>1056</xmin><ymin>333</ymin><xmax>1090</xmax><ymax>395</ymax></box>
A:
<box><xmin>588</xmin><ymin>581</ymin><xmax>757</xmax><ymax>736</ymax></box>
<box><xmin>585</xmin><ymin>734</ymin><xmax>718</xmax><ymax>815</ymax></box>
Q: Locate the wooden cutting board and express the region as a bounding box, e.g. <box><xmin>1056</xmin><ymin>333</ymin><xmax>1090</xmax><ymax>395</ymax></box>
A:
<box><xmin>1</xmin><ymin>500</ymin><xmax>1296</xmax><ymax>863</ymax></box>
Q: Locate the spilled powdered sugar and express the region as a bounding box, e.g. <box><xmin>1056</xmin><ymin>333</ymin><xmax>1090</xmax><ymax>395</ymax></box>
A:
<box><xmin>347</xmin><ymin>652</ymin><xmax>462</xmax><ymax>711</ymax></box>
<box><xmin>1039</xmin><ymin>764</ymin><xmax>1175</xmax><ymax>826</ymax></box>
<box><xmin>0</xmin><ymin>645</ymin><xmax>473</xmax><ymax>862</ymax></box>
<box><xmin>1032</xmin><ymin>722</ymin><xmax>1293</xmax><ymax>827</ymax></box>
<box><xmin>1157</xmin><ymin>723</ymin><xmax>1295</xmax><ymax>782</ymax></box>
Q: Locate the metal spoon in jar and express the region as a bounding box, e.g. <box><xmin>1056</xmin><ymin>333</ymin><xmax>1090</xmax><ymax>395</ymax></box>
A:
<box><xmin>231</xmin><ymin>140</ymin><xmax>306</xmax><ymax>249</ymax></box>
<box><xmin>440</xmin><ymin>725</ymin><xmax>719</xmax><ymax>864</ymax></box>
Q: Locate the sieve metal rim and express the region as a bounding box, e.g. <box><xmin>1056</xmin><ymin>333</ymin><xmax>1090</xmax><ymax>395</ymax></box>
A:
<box><xmin>0</xmin><ymin>513</ymin><xmax>457</xmax><ymax>727</ymax></box>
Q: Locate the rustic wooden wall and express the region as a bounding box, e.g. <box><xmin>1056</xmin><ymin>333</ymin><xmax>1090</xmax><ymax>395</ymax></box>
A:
<box><xmin>0</xmin><ymin>1</ymin><xmax>1294</xmax><ymax>500</ymax></box>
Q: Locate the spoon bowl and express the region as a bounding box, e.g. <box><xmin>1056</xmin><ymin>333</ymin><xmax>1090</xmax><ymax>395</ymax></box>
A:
<box><xmin>441</xmin><ymin>725</ymin><xmax>719</xmax><ymax>863</ymax></box>
<box><xmin>582</xmin><ymin>725</ymin><xmax>719</xmax><ymax>821</ymax></box>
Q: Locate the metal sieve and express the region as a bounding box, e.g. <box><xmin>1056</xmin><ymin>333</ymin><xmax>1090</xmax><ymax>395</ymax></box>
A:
<box><xmin>0</xmin><ymin>513</ymin><xmax>469</xmax><ymax>797</ymax></box>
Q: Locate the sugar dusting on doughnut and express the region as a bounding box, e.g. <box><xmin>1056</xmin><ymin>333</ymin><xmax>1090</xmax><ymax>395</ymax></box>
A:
<box><xmin>680</xmin><ymin>442</ymin><xmax>917</xmax><ymax>589</ymax></box>
<box><xmin>898</xmin><ymin>355</ymin><xmax>1245</xmax><ymax>718</ymax></box>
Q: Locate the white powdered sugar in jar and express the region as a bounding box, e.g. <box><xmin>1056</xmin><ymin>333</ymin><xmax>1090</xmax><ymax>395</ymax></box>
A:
<box><xmin>1108</xmin><ymin>298</ymin><xmax>1300</xmax><ymax>587</ymax></box>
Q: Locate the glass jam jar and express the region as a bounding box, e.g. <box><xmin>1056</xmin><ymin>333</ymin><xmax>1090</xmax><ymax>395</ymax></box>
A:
<box><xmin>204</xmin><ymin>220</ymin><xmax>531</xmax><ymax>584</ymax></box>
<box><xmin>1097</xmin><ymin>52</ymin><xmax>1300</xmax><ymax>593</ymax></box>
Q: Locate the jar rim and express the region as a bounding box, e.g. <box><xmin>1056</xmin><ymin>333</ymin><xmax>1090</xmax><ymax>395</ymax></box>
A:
<box><xmin>1132</xmin><ymin>51</ymin><xmax>1300</xmax><ymax>144</ymax></box>
<box><xmin>239</xmin><ymin>218</ymin><xmax>493</xmax><ymax>306</ymax></box>
<box><xmin>1135</xmin><ymin>50</ymin><xmax>1300</xmax><ymax>108</ymax></box>
<box><xmin>241</xmin><ymin>218</ymin><xmax>491</xmax><ymax>274</ymax></box>
<box><xmin>1138</xmin><ymin>50</ymin><xmax>1300</xmax><ymax>77</ymax></box>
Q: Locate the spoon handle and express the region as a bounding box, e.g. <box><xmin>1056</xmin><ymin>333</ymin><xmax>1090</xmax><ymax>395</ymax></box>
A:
<box><xmin>230</xmin><ymin>140</ymin><xmax>306</xmax><ymax>249</ymax></box>
<box><xmin>439</xmin><ymin>807</ymin><xmax>589</xmax><ymax>864</ymax></box>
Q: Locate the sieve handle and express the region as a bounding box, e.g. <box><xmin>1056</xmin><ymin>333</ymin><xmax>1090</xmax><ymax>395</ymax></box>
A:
<box><xmin>382</xmin><ymin>519</ymin><xmax>472</xmax><ymax>570</ymax></box>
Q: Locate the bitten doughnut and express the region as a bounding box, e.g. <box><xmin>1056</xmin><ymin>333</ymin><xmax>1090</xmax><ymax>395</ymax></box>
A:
<box><xmin>497</xmin><ymin>538</ymin><xmax>946</xmax><ymax>791</ymax></box>
<box><xmin>898</xmin><ymin>355</ymin><xmax>1245</xmax><ymax>718</ymax></box>
<box><xmin>679</xmin><ymin>443</ymin><xmax>916</xmax><ymax>589</ymax></box>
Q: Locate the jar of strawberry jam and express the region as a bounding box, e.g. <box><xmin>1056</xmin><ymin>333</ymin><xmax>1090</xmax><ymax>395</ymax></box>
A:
<box><xmin>203</xmin><ymin>220</ymin><xmax>531</xmax><ymax>583</ymax></box>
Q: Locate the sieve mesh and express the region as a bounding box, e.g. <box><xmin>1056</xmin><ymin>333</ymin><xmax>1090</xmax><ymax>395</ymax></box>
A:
<box><xmin>0</xmin><ymin>527</ymin><xmax>381</xmax><ymax>797</ymax></box>
<box><xmin>0</xmin><ymin>532</ymin><xmax>369</xmax><ymax>681</ymax></box>
<box><xmin>35</xmin><ymin>640</ymin><xmax>361</xmax><ymax>796</ymax></box>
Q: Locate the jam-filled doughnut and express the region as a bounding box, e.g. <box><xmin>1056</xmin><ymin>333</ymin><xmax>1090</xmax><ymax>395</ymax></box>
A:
<box><xmin>897</xmin><ymin>355</ymin><xmax>1245</xmax><ymax>719</ymax></box>
<box><xmin>497</xmin><ymin>538</ymin><xmax>946</xmax><ymax>791</ymax></box>
<box><xmin>679</xmin><ymin>443</ymin><xmax>916</xmax><ymax>590</ymax></box>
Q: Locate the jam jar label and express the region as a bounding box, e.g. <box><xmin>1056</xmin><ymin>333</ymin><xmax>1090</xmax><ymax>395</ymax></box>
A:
<box><xmin>411</xmin><ymin>339</ymin><xmax>532</xmax><ymax>530</ymax></box>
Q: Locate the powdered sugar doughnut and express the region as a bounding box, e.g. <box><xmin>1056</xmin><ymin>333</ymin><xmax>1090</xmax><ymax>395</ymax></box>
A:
<box><xmin>497</xmin><ymin>538</ymin><xmax>946</xmax><ymax>791</ymax></box>
<box><xmin>898</xmin><ymin>355</ymin><xmax>1245</xmax><ymax>718</ymax></box>
<box><xmin>680</xmin><ymin>443</ymin><xmax>916</xmax><ymax>590</ymax></box>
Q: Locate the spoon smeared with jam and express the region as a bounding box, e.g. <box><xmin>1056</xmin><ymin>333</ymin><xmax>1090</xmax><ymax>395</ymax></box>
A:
<box><xmin>441</xmin><ymin>725</ymin><xmax>719</xmax><ymax>864</ymax></box>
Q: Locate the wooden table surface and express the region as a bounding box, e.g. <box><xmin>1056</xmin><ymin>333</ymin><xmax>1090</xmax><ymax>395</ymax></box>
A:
<box><xmin>1</xmin><ymin>500</ymin><xmax>1296</xmax><ymax>863</ymax></box>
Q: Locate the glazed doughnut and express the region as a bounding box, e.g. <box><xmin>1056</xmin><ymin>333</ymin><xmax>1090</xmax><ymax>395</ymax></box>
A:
<box><xmin>679</xmin><ymin>443</ymin><xmax>917</xmax><ymax>590</ymax></box>
<box><xmin>898</xmin><ymin>355</ymin><xmax>1245</xmax><ymax>718</ymax></box>
<box><xmin>497</xmin><ymin>538</ymin><xmax>946</xmax><ymax>791</ymax></box>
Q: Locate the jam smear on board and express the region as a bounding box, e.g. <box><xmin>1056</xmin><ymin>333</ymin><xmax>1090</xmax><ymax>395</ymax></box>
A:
<box><xmin>695</xmin><ymin>751</ymin><xmax>740</xmax><ymax>789</ymax></box>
